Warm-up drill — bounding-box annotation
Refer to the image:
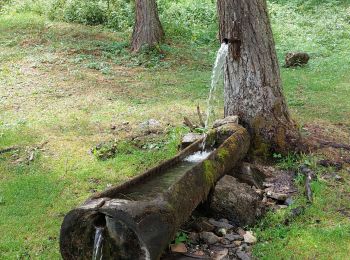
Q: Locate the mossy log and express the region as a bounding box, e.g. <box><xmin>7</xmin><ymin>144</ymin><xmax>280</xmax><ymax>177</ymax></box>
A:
<box><xmin>60</xmin><ymin>124</ymin><xmax>250</xmax><ymax>260</ymax></box>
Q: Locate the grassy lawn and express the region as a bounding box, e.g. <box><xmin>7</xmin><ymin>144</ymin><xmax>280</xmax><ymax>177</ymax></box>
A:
<box><xmin>1</xmin><ymin>1</ymin><xmax>350</xmax><ymax>259</ymax></box>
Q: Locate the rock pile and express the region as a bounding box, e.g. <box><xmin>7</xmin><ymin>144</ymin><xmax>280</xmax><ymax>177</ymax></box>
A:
<box><xmin>164</xmin><ymin>217</ymin><xmax>256</xmax><ymax>260</ymax></box>
<box><xmin>163</xmin><ymin>163</ymin><xmax>298</xmax><ymax>260</ymax></box>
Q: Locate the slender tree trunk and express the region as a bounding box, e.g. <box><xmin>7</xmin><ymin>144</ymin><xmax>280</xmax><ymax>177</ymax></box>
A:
<box><xmin>217</xmin><ymin>0</ymin><xmax>301</xmax><ymax>154</ymax></box>
<box><xmin>131</xmin><ymin>0</ymin><xmax>164</xmax><ymax>52</ymax></box>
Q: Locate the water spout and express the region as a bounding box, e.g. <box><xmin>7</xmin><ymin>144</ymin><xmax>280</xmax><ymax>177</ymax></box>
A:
<box><xmin>92</xmin><ymin>227</ymin><xmax>104</xmax><ymax>260</ymax></box>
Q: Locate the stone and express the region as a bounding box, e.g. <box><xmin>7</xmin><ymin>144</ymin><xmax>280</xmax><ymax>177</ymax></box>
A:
<box><xmin>188</xmin><ymin>232</ymin><xmax>199</xmax><ymax>243</ymax></box>
<box><xmin>266</xmin><ymin>191</ymin><xmax>288</xmax><ymax>202</ymax></box>
<box><xmin>216</xmin><ymin>228</ymin><xmax>227</xmax><ymax>237</ymax></box>
<box><xmin>237</xmin><ymin>228</ymin><xmax>246</xmax><ymax>236</ymax></box>
<box><xmin>193</xmin><ymin>250</ymin><xmax>205</xmax><ymax>257</ymax></box>
<box><xmin>213</xmin><ymin>248</ymin><xmax>229</xmax><ymax>260</ymax></box>
<box><xmin>170</xmin><ymin>243</ymin><xmax>187</xmax><ymax>253</ymax></box>
<box><xmin>236</xmin><ymin>250</ymin><xmax>252</xmax><ymax>260</ymax></box>
<box><xmin>213</xmin><ymin>116</ymin><xmax>239</xmax><ymax>128</ymax></box>
<box><xmin>225</xmin><ymin>233</ymin><xmax>243</xmax><ymax>241</ymax></box>
<box><xmin>199</xmin><ymin>232</ymin><xmax>221</xmax><ymax>245</ymax></box>
<box><xmin>209</xmin><ymin>175</ymin><xmax>265</xmax><ymax>226</ymax></box>
<box><xmin>208</xmin><ymin>219</ymin><xmax>234</xmax><ymax>229</ymax></box>
<box><xmin>231</xmin><ymin>162</ymin><xmax>267</xmax><ymax>189</ymax></box>
<box><xmin>139</xmin><ymin>119</ymin><xmax>162</xmax><ymax>133</ymax></box>
<box><xmin>192</xmin><ymin>219</ymin><xmax>215</xmax><ymax>232</ymax></box>
<box><xmin>234</xmin><ymin>240</ymin><xmax>242</xmax><ymax>246</ymax></box>
<box><xmin>181</xmin><ymin>133</ymin><xmax>204</xmax><ymax>150</ymax></box>
<box><xmin>285</xmin><ymin>197</ymin><xmax>293</xmax><ymax>206</ymax></box>
<box><xmin>285</xmin><ymin>52</ymin><xmax>310</xmax><ymax>67</ymax></box>
<box><xmin>243</xmin><ymin>231</ymin><xmax>257</xmax><ymax>244</ymax></box>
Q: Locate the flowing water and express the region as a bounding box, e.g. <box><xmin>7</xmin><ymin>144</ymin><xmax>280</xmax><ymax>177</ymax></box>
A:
<box><xmin>92</xmin><ymin>227</ymin><xmax>104</xmax><ymax>260</ymax></box>
<box><xmin>184</xmin><ymin>150</ymin><xmax>212</xmax><ymax>163</ymax></box>
<box><xmin>201</xmin><ymin>43</ymin><xmax>229</xmax><ymax>149</ymax></box>
<box><xmin>115</xmin><ymin>161</ymin><xmax>197</xmax><ymax>200</ymax></box>
<box><xmin>204</xmin><ymin>43</ymin><xmax>229</xmax><ymax>129</ymax></box>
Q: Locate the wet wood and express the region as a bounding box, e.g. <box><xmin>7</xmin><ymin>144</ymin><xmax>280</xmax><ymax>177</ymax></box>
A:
<box><xmin>60</xmin><ymin>124</ymin><xmax>250</xmax><ymax>260</ymax></box>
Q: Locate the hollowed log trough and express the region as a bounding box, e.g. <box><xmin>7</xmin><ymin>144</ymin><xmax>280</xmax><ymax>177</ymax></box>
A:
<box><xmin>60</xmin><ymin>123</ymin><xmax>250</xmax><ymax>260</ymax></box>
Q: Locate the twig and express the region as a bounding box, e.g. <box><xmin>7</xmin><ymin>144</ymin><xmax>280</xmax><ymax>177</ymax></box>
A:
<box><xmin>305</xmin><ymin>171</ymin><xmax>313</xmax><ymax>204</ymax></box>
<box><xmin>0</xmin><ymin>146</ymin><xmax>18</xmax><ymax>155</ymax></box>
<box><xmin>197</xmin><ymin>104</ymin><xmax>205</xmax><ymax>127</ymax></box>
<box><xmin>300</xmin><ymin>166</ymin><xmax>313</xmax><ymax>204</ymax></box>
<box><xmin>183</xmin><ymin>117</ymin><xmax>196</xmax><ymax>131</ymax></box>
<box><xmin>313</xmin><ymin>137</ymin><xmax>350</xmax><ymax>151</ymax></box>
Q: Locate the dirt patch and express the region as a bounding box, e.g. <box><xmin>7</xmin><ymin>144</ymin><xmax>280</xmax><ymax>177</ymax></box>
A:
<box><xmin>303</xmin><ymin>122</ymin><xmax>350</xmax><ymax>166</ymax></box>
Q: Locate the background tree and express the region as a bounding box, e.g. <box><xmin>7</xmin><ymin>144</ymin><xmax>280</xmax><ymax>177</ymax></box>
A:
<box><xmin>217</xmin><ymin>0</ymin><xmax>301</xmax><ymax>154</ymax></box>
<box><xmin>131</xmin><ymin>0</ymin><xmax>164</xmax><ymax>52</ymax></box>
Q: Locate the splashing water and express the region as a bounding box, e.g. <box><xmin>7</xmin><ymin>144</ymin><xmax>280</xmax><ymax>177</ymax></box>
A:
<box><xmin>92</xmin><ymin>227</ymin><xmax>103</xmax><ymax>260</ymax></box>
<box><xmin>204</xmin><ymin>42</ymin><xmax>229</xmax><ymax>129</ymax></box>
<box><xmin>184</xmin><ymin>150</ymin><xmax>212</xmax><ymax>163</ymax></box>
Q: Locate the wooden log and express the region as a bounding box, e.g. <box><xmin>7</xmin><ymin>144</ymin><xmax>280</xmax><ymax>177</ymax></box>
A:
<box><xmin>60</xmin><ymin>124</ymin><xmax>250</xmax><ymax>260</ymax></box>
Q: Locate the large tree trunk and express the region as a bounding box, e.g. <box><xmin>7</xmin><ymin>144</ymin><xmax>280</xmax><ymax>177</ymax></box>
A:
<box><xmin>217</xmin><ymin>0</ymin><xmax>301</xmax><ymax>154</ymax></box>
<box><xmin>131</xmin><ymin>0</ymin><xmax>164</xmax><ymax>52</ymax></box>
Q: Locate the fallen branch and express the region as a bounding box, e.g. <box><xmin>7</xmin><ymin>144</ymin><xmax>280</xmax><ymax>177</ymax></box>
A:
<box><xmin>312</xmin><ymin>137</ymin><xmax>350</xmax><ymax>151</ymax></box>
<box><xmin>0</xmin><ymin>146</ymin><xmax>19</xmax><ymax>155</ymax></box>
<box><xmin>183</xmin><ymin>117</ymin><xmax>196</xmax><ymax>131</ymax></box>
<box><xmin>197</xmin><ymin>105</ymin><xmax>205</xmax><ymax>127</ymax></box>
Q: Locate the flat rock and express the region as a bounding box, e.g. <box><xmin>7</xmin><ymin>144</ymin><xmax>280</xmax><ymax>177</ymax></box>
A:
<box><xmin>200</xmin><ymin>231</ymin><xmax>221</xmax><ymax>245</ymax></box>
<box><xmin>243</xmin><ymin>231</ymin><xmax>257</xmax><ymax>244</ymax></box>
<box><xmin>170</xmin><ymin>243</ymin><xmax>187</xmax><ymax>253</ymax></box>
<box><xmin>209</xmin><ymin>219</ymin><xmax>234</xmax><ymax>229</ymax></box>
<box><xmin>213</xmin><ymin>116</ymin><xmax>239</xmax><ymax>128</ymax></box>
<box><xmin>209</xmin><ymin>175</ymin><xmax>265</xmax><ymax>226</ymax></box>
<box><xmin>139</xmin><ymin>119</ymin><xmax>162</xmax><ymax>133</ymax></box>
<box><xmin>213</xmin><ymin>248</ymin><xmax>229</xmax><ymax>260</ymax></box>
<box><xmin>266</xmin><ymin>191</ymin><xmax>288</xmax><ymax>201</ymax></box>
<box><xmin>225</xmin><ymin>233</ymin><xmax>243</xmax><ymax>241</ymax></box>
<box><xmin>181</xmin><ymin>133</ymin><xmax>204</xmax><ymax>150</ymax></box>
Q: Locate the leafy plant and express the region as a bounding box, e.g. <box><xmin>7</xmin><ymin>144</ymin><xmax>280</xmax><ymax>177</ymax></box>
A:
<box><xmin>174</xmin><ymin>232</ymin><xmax>188</xmax><ymax>245</ymax></box>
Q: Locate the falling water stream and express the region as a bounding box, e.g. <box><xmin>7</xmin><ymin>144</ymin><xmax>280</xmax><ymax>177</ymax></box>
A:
<box><xmin>204</xmin><ymin>42</ymin><xmax>229</xmax><ymax>129</ymax></box>
<box><xmin>201</xmin><ymin>43</ymin><xmax>229</xmax><ymax>150</ymax></box>
<box><xmin>89</xmin><ymin>43</ymin><xmax>229</xmax><ymax>259</ymax></box>
<box><xmin>92</xmin><ymin>227</ymin><xmax>103</xmax><ymax>260</ymax></box>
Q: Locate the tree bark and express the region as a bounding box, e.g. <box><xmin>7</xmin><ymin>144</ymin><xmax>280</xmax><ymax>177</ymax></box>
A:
<box><xmin>131</xmin><ymin>0</ymin><xmax>164</xmax><ymax>52</ymax></box>
<box><xmin>217</xmin><ymin>0</ymin><xmax>301</xmax><ymax>154</ymax></box>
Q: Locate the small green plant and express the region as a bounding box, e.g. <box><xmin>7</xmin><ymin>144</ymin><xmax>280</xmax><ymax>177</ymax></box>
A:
<box><xmin>174</xmin><ymin>232</ymin><xmax>188</xmax><ymax>245</ymax></box>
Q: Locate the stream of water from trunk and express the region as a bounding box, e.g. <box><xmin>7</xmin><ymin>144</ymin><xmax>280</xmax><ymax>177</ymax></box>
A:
<box><xmin>201</xmin><ymin>43</ymin><xmax>228</xmax><ymax>150</ymax></box>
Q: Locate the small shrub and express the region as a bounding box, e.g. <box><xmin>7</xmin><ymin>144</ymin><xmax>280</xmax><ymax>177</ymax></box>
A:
<box><xmin>64</xmin><ymin>0</ymin><xmax>106</xmax><ymax>25</ymax></box>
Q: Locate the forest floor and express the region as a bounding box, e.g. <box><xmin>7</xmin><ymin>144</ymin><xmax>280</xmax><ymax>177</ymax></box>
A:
<box><xmin>1</xmin><ymin>2</ymin><xmax>350</xmax><ymax>259</ymax></box>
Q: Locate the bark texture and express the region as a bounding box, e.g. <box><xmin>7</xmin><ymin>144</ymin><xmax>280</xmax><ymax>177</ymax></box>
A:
<box><xmin>217</xmin><ymin>0</ymin><xmax>301</xmax><ymax>154</ymax></box>
<box><xmin>131</xmin><ymin>0</ymin><xmax>164</xmax><ymax>52</ymax></box>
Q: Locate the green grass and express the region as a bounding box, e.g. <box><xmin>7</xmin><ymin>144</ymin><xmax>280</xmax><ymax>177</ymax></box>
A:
<box><xmin>0</xmin><ymin>1</ymin><xmax>350</xmax><ymax>259</ymax></box>
<box><xmin>253</xmin><ymin>155</ymin><xmax>350</xmax><ymax>259</ymax></box>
